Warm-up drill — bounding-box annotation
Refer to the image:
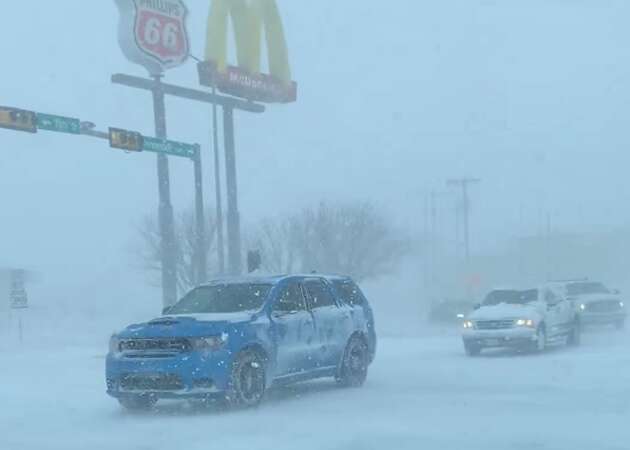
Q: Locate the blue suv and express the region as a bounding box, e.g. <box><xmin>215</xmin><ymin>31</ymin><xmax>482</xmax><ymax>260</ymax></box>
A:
<box><xmin>106</xmin><ymin>274</ymin><xmax>376</xmax><ymax>410</ymax></box>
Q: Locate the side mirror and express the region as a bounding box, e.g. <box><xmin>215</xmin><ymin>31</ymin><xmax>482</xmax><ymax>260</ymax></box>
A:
<box><xmin>162</xmin><ymin>306</ymin><xmax>172</xmax><ymax>315</ymax></box>
<box><xmin>473</xmin><ymin>303</ymin><xmax>481</xmax><ymax>310</ymax></box>
<box><xmin>613</xmin><ymin>289</ymin><xmax>620</xmax><ymax>295</ymax></box>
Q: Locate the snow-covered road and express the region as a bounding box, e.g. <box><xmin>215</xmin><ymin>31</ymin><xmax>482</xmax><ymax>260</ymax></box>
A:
<box><xmin>1</xmin><ymin>328</ymin><xmax>628</xmax><ymax>450</ymax></box>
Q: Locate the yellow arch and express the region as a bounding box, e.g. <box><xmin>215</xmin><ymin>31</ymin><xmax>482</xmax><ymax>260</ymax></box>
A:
<box><xmin>205</xmin><ymin>0</ymin><xmax>292</xmax><ymax>84</ymax></box>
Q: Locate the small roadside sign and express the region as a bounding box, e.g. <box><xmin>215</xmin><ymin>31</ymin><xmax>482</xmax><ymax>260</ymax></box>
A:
<box><xmin>10</xmin><ymin>289</ymin><xmax>28</xmax><ymax>309</ymax></box>
<box><xmin>9</xmin><ymin>270</ymin><xmax>28</xmax><ymax>309</ymax></box>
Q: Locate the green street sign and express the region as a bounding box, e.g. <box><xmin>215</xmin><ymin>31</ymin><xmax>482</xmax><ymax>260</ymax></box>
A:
<box><xmin>143</xmin><ymin>137</ymin><xmax>198</xmax><ymax>159</ymax></box>
<box><xmin>37</xmin><ymin>113</ymin><xmax>80</xmax><ymax>135</ymax></box>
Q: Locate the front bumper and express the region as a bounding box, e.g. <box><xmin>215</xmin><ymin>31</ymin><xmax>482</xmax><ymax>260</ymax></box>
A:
<box><xmin>105</xmin><ymin>349</ymin><xmax>232</xmax><ymax>399</ymax></box>
<box><xmin>579</xmin><ymin>311</ymin><xmax>626</xmax><ymax>325</ymax></box>
<box><xmin>462</xmin><ymin>327</ymin><xmax>537</xmax><ymax>349</ymax></box>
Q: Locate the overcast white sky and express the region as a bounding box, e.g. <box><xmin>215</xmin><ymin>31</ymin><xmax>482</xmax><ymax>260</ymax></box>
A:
<box><xmin>1</xmin><ymin>0</ymin><xmax>630</xmax><ymax>310</ymax></box>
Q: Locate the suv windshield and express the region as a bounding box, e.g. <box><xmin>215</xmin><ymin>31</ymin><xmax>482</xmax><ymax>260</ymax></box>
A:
<box><xmin>566</xmin><ymin>282</ymin><xmax>609</xmax><ymax>296</ymax></box>
<box><xmin>483</xmin><ymin>289</ymin><xmax>538</xmax><ymax>306</ymax></box>
<box><xmin>168</xmin><ymin>284</ymin><xmax>272</xmax><ymax>314</ymax></box>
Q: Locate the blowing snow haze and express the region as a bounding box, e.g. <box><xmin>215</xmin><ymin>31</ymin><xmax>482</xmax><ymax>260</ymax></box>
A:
<box><xmin>1</xmin><ymin>1</ymin><xmax>629</xmax><ymax>450</ymax></box>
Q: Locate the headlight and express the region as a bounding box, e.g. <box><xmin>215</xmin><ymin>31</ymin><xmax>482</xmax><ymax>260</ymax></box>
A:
<box><xmin>515</xmin><ymin>319</ymin><xmax>535</xmax><ymax>327</ymax></box>
<box><xmin>109</xmin><ymin>335</ymin><xmax>120</xmax><ymax>354</ymax></box>
<box><xmin>190</xmin><ymin>333</ymin><xmax>229</xmax><ymax>351</ymax></box>
<box><xmin>463</xmin><ymin>320</ymin><xmax>474</xmax><ymax>329</ymax></box>
<box><xmin>620</xmin><ymin>301</ymin><xmax>625</xmax><ymax>308</ymax></box>
<box><xmin>579</xmin><ymin>304</ymin><xmax>586</xmax><ymax>311</ymax></box>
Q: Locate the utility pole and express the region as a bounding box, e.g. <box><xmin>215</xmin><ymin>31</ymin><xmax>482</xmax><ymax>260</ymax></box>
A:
<box><xmin>151</xmin><ymin>75</ymin><xmax>178</xmax><ymax>308</ymax></box>
<box><xmin>447</xmin><ymin>178</ymin><xmax>480</xmax><ymax>263</ymax></box>
<box><xmin>223</xmin><ymin>106</ymin><xmax>242</xmax><ymax>275</ymax></box>
<box><xmin>193</xmin><ymin>145</ymin><xmax>207</xmax><ymax>285</ymax></box>
<box><xmin>211</xmin><ymin>85</ymin><xmax>225</xmax><ymax>274</ymax></box>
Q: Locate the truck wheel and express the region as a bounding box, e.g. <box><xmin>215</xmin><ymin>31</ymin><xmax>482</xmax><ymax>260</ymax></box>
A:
<box><xmin>464</xmin><ymin>342</ymin><xmax>481</xmax><ymax>356</ymax></box>
<box><xmin>615</xmin><ymin>320</ymin><xmax>625</xmax><ymax>330</ymax></box>
<box><xmin>337</xmin><ymin>335</ymin><xmax>369</xmax><ymax>387</ymax></box>
<box><xmin>118</xmin><ymin>394</ymin><xmax>157</xmax><ymax>411</ymax></box>
<box><xmin>530</xmin><ymin>325</ymin><xmax>546</xmax><ymax>353</ymax></box>
<box><xmin>567</xmin><ymin>320</ymin><xmax>581</xmax><ymax>346</ymax></box>
<box><xmin>225</xmin><ymin>350</ymin><xmax>267</xmax><ymax>408</ymax></box>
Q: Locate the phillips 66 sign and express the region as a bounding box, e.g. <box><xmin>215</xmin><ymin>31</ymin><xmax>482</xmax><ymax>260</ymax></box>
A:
<box><xmin>116</xmin><ymin>0</ymin><xmax>190</xmax><ymax>75</ymax></box>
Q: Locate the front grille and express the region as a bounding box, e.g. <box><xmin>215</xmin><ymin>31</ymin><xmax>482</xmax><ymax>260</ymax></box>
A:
<box><xmin>585</xmin><ymin>301</ymin><xmax>621</xmax><ymax>313</ymax></box>
<box><xmin>475</xmin><ymin>319</ymin><xmax>515</xmax><ymax>330</ymax></box>
<box><xmin>120</xmin><ymin>373</ymin><xmax>184</xmax><ymax>391</ymax></box>
<box><xmin>118</xmin><ymin>338</ymin><xmax>191</xmax><ymax>354</ymax></box>
<box><xmin>106</xmin><ymin>378</ymin><xmax>116</xmax><ymax>391</ymax></box>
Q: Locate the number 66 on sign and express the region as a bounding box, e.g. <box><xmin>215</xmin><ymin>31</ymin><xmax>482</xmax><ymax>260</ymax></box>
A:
<box><xmin>116</xmin><ymin>0</ymin><xmax>190</xmax><ymax>75</ymax></box>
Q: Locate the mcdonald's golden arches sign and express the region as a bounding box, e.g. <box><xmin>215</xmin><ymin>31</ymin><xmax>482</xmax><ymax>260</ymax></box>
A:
<box><xmin>198</xmin><ymin>0</ymin><xmax>297</xmax><ymax>103</ymax></box>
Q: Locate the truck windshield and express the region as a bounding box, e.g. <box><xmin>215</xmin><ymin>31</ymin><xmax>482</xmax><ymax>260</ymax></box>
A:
<box><xmin>566</xmin><ymin>282</ymin><xmax>609</xmax><ymax>296</ymax></box>
<box><xmin>483</xmin><ymin>289</ymin><xmax>538</xmax><ymax>306</ymax></box>
<box><xmin>168</xmin><ymin>284</ymin><xmax>272</xmax><ymax>314</ymax></box>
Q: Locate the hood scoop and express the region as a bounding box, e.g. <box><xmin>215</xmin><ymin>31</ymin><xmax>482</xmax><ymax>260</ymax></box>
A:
<box><xmin>148</xmin><ymin>317</ymin><xmax>182</xmax><ymax>326</ymax></box>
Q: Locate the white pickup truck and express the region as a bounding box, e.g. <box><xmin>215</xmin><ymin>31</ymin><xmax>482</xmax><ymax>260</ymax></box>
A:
<box><xmin>461</xmin><ymin>287</ymin><xmax>580</xmax><ymax>356</ymax></box>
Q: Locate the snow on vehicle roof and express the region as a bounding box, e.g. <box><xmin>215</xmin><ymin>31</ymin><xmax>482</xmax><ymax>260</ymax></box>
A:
<box><xmin>197</xmin><ymin>273</ymin><xmax>353</xmax><ymax>287</ymax></box>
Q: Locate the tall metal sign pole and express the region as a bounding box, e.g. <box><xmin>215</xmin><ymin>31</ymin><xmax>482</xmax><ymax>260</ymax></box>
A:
<box><xmin>116</xmin><ymin>0</ymin><xmax>191</xmax><ymax>306</ymax></box>
<box><xmin>222</xmin><ymin>106</ymin><xmax>241</xmax><ymax>274</ymax></box>
<box><xmin>447</xmin><ymin>178</ymin><xmax>481</xmax><ymax>263</ymax></box>
<box><xmin>192</xmin><ymin>145</ymin><xmax>207</xmax><ymax>284</ymax></box>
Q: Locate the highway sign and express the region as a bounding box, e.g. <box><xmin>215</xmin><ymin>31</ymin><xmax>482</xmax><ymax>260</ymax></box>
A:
<box><xmin>116</xmin><ymin>0</ymin><xmax>190</xmax><ymax>75</ymax></box>
<box><xmin>143</xmin><ymin>137</ymin><xmax>197</xmax><ymax>159</ymax></box>
<box><xmin>37</xmin><ymin>113</ymin><xmax>81</xmax><ymax>134</ymax></box>
<box><xmin>0</xmin><ymin>106</ymin><xmax>37</xmax><ymax>133</ymax></box>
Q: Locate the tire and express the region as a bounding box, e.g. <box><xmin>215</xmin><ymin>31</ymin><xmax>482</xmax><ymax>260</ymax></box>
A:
<box><xmin>464</xmin><ymin>342</ymin><xmax>481</xmax><ymax>356</ymax></box>
<box><xmin>615</xmin><ymin>320</ymin><xmax>625</xmax><ymax>330</ymax></box>
<box><xmin>337</xmin><ymin>335</ymin><xmax>369</xmax><ymax>388</ymax></box>
<box><xmin>530</xmin><ymin>325</ymin><xmax>546</xmax><ymax>353</ymax></box>
<box><xmin>567</xmin><ymin>320</ymin><xmax>581</xmax><ymax>346</ymax></box>
<box><xmin>225</xmin><ymin>349</ymin><xmax>267</xmax><ymax>409</ymax></box>
<box><xmin>118</xmin><ymin>394</ymin><xmax>157</xmax><ymax>411</ymax></box>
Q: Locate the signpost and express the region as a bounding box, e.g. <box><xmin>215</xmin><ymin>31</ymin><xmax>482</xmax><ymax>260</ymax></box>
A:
<box><xmin>9</xmin><ymin>270</ymin><xmax>28</xmax><ymax>344</ymax></box>
<box><xmin>116</xmin><ymin>0</ymin><xmax>192</xmax><ymax>307</ymax></box>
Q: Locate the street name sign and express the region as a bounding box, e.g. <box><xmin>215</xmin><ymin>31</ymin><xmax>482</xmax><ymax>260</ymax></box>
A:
<box><xmin>37</xmin><ymin>113</ymin><xmax>81</xmax><ymax>134</ymax></box>
<box><xmin>143</xmin><ymin>137</ymin><xmax>197</xmax><ymax>159</ymax></box>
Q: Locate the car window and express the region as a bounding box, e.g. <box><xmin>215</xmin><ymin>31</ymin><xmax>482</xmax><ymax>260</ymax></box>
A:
<box><xmin>304</xmin><ymin>280</ymin><xmax>337</xmax><ymax>309</ymax></box>
<box><xmin>168</xmin><ymin>283</ymin><xmax>271</xmax><ymax>314</ymax></box>
<box><xmin>483</xmin><ymin>289</ymin><xmax>538</xmax><ymax>305</ymax></box>
<box><xmin>566</xmin><ymin>282</ymin><xmax>609</xmax><ymax>296</ymax></box>
<box><xmin>274</xmin><ymin>283</ymin><xmax>306</xmax><ymax>313</ymax></box>
<box><xmin>333</xmin><ymin>280</ymin><xmax>365</xmax><ymax>306</ymax></box>
<box><xmin>545</xmin><ymin>290</ymin><xmax>559</xmax><ymax>303</ymax></box>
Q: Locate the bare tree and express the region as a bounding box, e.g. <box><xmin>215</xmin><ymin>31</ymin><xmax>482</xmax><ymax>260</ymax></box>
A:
<box><xmin>135</xmin><ymin>207</ymin><xmax>217</xmax><ymax>294</ymax></box>
<box><xmin>251</xmin><ymin>202</ymin><xmax>408</xmax><ymax>281</ymax></box>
